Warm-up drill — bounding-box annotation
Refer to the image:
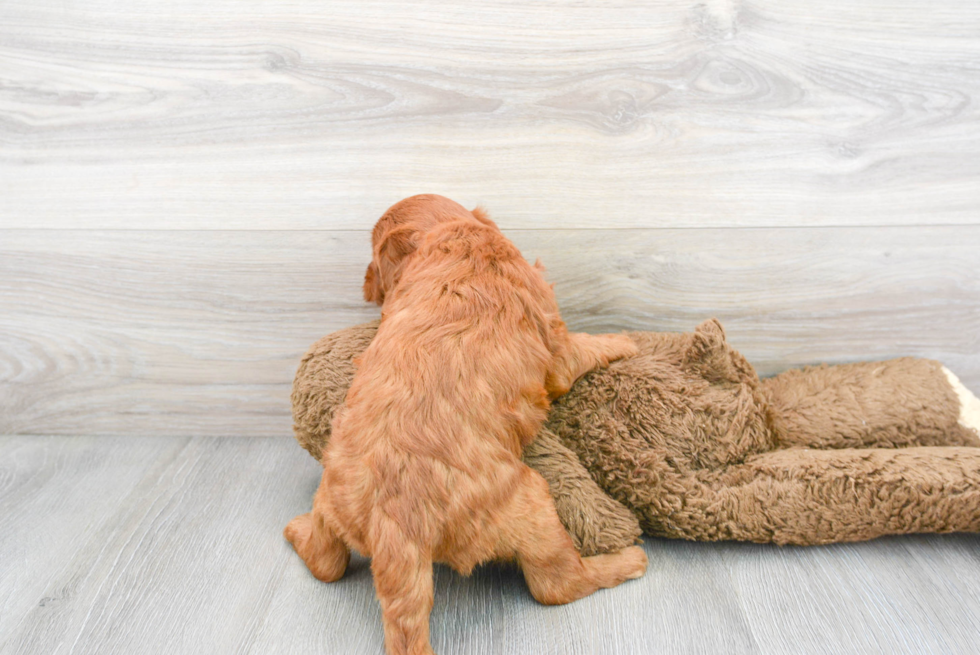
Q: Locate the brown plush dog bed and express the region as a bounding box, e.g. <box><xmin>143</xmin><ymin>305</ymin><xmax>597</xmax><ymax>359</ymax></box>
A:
<box><xmin>292</xmin><ymin>319</ymin><xmax>980</xmax><ymax>555</ymax></box>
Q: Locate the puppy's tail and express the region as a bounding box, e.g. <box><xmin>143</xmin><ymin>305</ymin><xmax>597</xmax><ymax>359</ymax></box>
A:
<box><xmin>370</xmin><ymin>512</ymin><xmax>436</xmax><ymax>655</ymax></box>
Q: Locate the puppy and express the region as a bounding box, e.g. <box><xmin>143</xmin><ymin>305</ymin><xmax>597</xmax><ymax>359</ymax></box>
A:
<box><xmin>285</xmin><ymin>195</ymin><xmax>647</xmax><ymax>655</ymax></box>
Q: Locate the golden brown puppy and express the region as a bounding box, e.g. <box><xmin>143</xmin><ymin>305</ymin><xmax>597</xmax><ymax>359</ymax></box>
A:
<box><xmin>285</xmin><ymin>195</ymin><xmax>647</xmax><ymax>655</ymax></box>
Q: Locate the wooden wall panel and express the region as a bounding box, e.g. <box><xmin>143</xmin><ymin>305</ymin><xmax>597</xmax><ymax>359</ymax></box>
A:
<box><xmin>2</xmin><ymin>226</ymin><xmax>976</xmax><ymax>437</ymax></box>
<box><xmin>2</xmin><ymin>0</ymin><xmax>977</xmax><ymax>438</ymax></box>
<box><xmin>2</xmin><ymin>0</ymin><xmax>979</xmax><ymax>230</ymax></box>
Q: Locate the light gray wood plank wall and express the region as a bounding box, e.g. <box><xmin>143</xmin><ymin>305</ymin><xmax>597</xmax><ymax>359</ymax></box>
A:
<box><xmin>1</xmin><ymin>0</ymin><xmax>979</xmax><ymax>437</ymax></box>
<box><xmin>1</xmin><ymin>227</ymin><xmax>977</xmax><ymax>437</ymax></box>
<box><xmin>1</xmin><ymin>0</ymin><xmax>979</xmax><ymax>229</ymax></box>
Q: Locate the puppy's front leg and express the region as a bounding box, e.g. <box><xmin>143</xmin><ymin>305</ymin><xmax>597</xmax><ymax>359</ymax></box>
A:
<box><xmin>546</xmin><ymin>330</ymin><xmax>638</xmax><ymax>399</ymax></box>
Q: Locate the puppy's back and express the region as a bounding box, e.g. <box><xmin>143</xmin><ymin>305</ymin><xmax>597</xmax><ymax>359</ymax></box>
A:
<box><xmin>324</xmin><ymin>219</ymin><xmax>556</xmax><ymax>551</ymax></box>
<box><xmin>351</xmin><ymin>219</ymin><xmax>555</xmax><ymax>451</ymax></box>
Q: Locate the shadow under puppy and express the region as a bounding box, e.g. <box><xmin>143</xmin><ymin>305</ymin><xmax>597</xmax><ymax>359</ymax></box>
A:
<box><xmin>284</xmin><ymin>195</ymin><xmax>647</xmax><ymax>655</ymax></box>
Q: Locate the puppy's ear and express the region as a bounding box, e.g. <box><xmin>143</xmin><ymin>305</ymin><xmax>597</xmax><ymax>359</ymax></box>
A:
<box><xmin>382</xmin><ymin>226</ymin><xmax>417</xmax><ymax>258</ymax></box>
<box><xmin>370</xmin><ymin>226</ymin><xmax>418</xmax><ymax>300</ymax></box>
<box><xmin>363</xmin><ymin>261</ymin><xmax>384</xmax><ymax>305</ymax></box>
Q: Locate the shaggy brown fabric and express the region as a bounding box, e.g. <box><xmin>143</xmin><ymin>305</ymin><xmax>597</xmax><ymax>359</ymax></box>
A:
<box><xmin>763</xmin><ymin>358</ymin><xmax>980</xmax><ymax>450</ymax></box>
<box><xmin>523</xmin><ymin>428</ymin><xmax>643</xmax><ymax>555</ymax></box>
<box><xmin>550</xmin><ymin>319</ymin><xmax>980</xmax><ymax>545</ymax></box>
<box><xmin>293</xmin><ymin>319</ymin><xmax>980</xmax><ymax>550</ymax></box>
<box><xmin>291</xmin><ymin>321</ymin><xmax>377</xmax><ymax>463</ymax></box>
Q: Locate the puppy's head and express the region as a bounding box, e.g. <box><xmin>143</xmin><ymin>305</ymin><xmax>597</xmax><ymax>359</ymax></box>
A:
<box><xmin>363</xmin><ymin>194</ymin><xmax>496</xmax><ymax>305</ymax></box>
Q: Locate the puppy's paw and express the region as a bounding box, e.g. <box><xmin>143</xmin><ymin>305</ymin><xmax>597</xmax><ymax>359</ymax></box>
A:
<box><xmin>284</xmin><ymin>512</ymin><xmax>313</xmax><ymax>550</ymax></box>
<box><xmin>284</xmin><ymin>512</ymin><xmax>350</xmax><ymax>582</ymax></box>
<box><xmin>620</xmin><ymin>545</ymin><xmax>648</xmax><ymax>580</ymax></box>
<box><xmin>599</xmin><ymin>333</ymin><xmax>639</xmax><ymax>364</ymax></box>
<box><xmin>587</xmin><ymin>545</ymin><xmax>648</xmax><ymax>590</ymax></box>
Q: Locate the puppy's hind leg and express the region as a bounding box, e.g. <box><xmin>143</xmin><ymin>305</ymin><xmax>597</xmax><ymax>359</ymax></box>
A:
<box><xmin>503</xmin><ymin>466</ymin><xmax>647</xmax><ymax>605</ymax></box>
<box><xmin>370</xmin><ymin>514</ymin><xmax>436</xmax><ymax>655</ymax></box>
<box><xmin>546</xmin><ymin>327</ymin><xmax>638</xmax><ymax>398</ymax></box>
<box><xmin>284</xmin><ymin>472</ymin><xmax>350</xmax><ymax>582</ymax></box>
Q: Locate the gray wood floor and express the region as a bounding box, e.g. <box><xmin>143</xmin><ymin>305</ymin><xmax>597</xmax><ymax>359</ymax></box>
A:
<box><xmin>2</xmin><ymin>435</ymin><xmax>978</xmax><ymax>655</ymax></box>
